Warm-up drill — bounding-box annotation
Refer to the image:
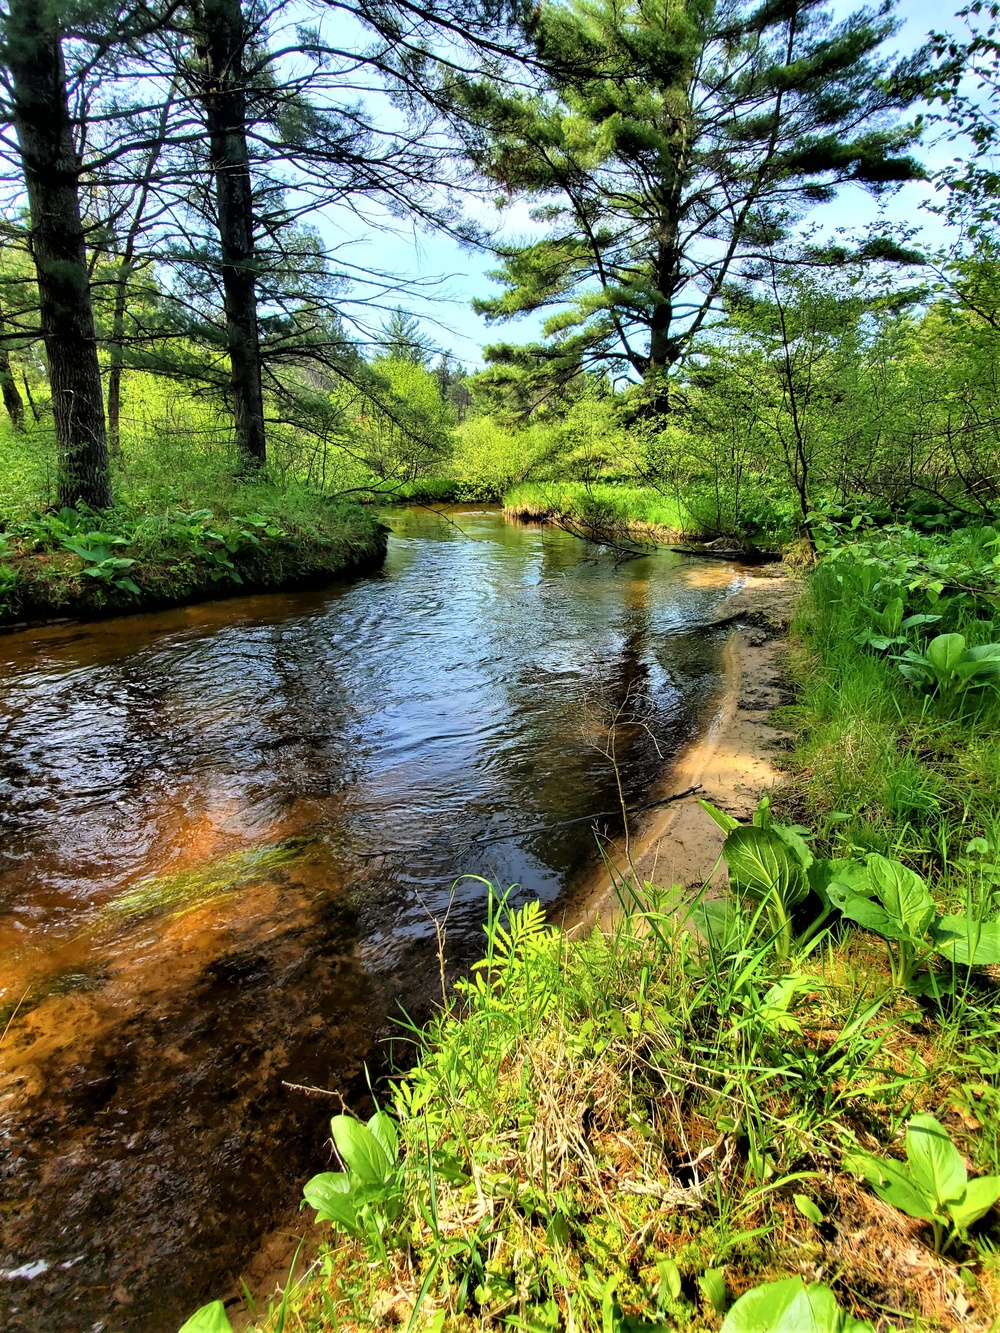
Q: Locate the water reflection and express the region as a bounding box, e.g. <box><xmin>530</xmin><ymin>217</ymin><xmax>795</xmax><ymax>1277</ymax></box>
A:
<box><xmin>0</xmin><ymin>507</ymin><xmax>739</xmax><ymax>1331</ymax></box>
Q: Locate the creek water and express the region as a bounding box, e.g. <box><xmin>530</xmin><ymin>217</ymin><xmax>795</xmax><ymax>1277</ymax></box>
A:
<box><xmin>0</xmin><ymin>506</ymin><xmax>740</xmax><ymax>1332</ymax></box>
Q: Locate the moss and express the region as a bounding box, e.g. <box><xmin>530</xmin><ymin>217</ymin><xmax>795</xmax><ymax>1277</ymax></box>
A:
<box><xmin>0</xmin><ymin>502</ymin><xmax>387</xmax><ymax>628</ymax></box>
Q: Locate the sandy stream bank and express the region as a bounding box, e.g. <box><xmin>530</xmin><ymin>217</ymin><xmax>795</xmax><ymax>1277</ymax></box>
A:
<box><xmin>565</xmin><ymin>566</ymin><xmax>800</xmax><ymax>929</ymax></box>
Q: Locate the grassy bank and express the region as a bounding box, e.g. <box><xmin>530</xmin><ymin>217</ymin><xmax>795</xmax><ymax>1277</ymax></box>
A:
<box><xmin>182</xmin><ymin>522</ymin><xmax>1000</xmax><ymax>1333</ymax></box>
<box><xmin>503</xmin><ymin>482</ymin><xmax>704</xmax><ymax>540</ymax></box>
<box><xmin>0</xmin><ymin>486</ymin><xmax>387</xmax><ymax>627</ymax></box>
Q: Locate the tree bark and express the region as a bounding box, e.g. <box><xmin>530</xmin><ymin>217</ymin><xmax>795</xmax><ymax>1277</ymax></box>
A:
<box><xmin>0</xmin><ymin>301</ymin><xmax>25</xmax><ymax>431</ymax></box>
<box><xmin>192</xmin><ymin>0</ymin><xmax>267</xmax><ymax>473</ymax></box>
<box><xmin>4</xmin><ymin>0</ymin><xmax>112</xmax><ymax>509</ymax></box>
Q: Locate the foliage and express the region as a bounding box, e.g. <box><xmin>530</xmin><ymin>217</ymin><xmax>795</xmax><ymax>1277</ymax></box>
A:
<box><xmin>895</xmin><ymin>632</ymin><xmax>1000</xmax><ymax>702</ymax></box>
<box><xmin>845</xmin><ymin>1114</ymin><xmax>1000</xmax><ymax>1253</ymax></box>
<box><xmin>303</xmin><ymin>1112</ymin><xmax>402</xmax><ymax>1243</ymax></box>
<box><xmin>456</xmin><ymin>0</ymin><xmax>928</xmax><ymax>404</ymax></box>
<box><xmin>178</xmin><ymin>1302</ymin><xmax>233</xmax><ymax>1333</ymax></box>
<box><xmin>720</xmin><ymin>1277</ymin><xmax>873</xmax><ymax>1333</ymax></box>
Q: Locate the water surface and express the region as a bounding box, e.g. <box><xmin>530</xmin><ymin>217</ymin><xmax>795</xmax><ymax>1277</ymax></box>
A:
<box><xmin>0</xmin><ymin>507</ymin><xmax>739</xmax><ymax>1330</ymax></box>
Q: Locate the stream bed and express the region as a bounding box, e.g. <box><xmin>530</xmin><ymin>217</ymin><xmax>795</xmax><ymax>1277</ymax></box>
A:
<box><xmin>0</xmin><ymin>506</ymin><xmax>740</xmax><ymax>1331</ymax></box>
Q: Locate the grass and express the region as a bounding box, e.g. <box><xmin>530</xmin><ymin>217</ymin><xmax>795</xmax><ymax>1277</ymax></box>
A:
<box><xmin>230</xmin><ymin>878</ymin><xmax>1000</xmax><ymax>1333</ymax></box>
<box><xmin>502</xmin><ymin>482</ymin><xmax>705</xmax><ymax>540</ymax></box>
<box><xmin>0</xmin><ymin>415</ymin><xmax>389</xmax><ymax>625</ymax></box>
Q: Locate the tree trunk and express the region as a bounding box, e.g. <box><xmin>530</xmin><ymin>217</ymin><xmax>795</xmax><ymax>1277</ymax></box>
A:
<box><xmin>4</xmin><ymin>0</ymin><xmax>112</xmax><ymax>509</ymax></box>
<box><xmin>193</xmin><ymin>0</ymin><xmax>267</xmax><ymax>473</ymax></box>
<box><xmin>0</xmin><ymin>302</ymin><xmax>25</xmax><ymax>430</ymax></box>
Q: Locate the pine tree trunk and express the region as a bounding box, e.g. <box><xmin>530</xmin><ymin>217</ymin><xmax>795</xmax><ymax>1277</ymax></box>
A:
<box><xmin>0</xmin><ymin>302</ymin><xmax>25</xmax><ymax>430</ymax></box>
<box><xmin>5</xmin><ymin>0</ymin><xmax>111</xmax><ymax>509</ymax></box>
<box><xmin>193</xmin><ymin>0</ymin><xmax>267</xmax><ymax>473</ymax></box>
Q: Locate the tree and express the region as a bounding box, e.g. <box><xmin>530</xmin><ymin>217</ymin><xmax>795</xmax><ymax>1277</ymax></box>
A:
<box><xmin>459</xmin><ymin>0</ymin><xmax>931</xmax><ymax>410</ymax></box>
<box><xmin>183</xmin><ymin>0</ymin><xmax>268</xmax><ymax>473</ymax></box>
<box><xmin>1</xmin><ymin>0</ymin><xmax>112</xmax><ymax>507</ymax></box>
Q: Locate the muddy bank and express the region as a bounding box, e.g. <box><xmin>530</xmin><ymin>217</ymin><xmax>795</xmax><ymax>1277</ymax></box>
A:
<box><xmin>569</xmin><ymin>568</ymin><xmax>799</xmax><ymax>924</ymax></box>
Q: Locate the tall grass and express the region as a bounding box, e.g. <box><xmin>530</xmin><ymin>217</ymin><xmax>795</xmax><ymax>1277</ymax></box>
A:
<box><xmin>503</xmin><ymin>481</ymin><xmax>704</xmax><ymax>536</ymax></box>
<box><xmin>237</xmin><ymin>880</ymin><xmax>1000</xmax><ymax>1333</ymax></box>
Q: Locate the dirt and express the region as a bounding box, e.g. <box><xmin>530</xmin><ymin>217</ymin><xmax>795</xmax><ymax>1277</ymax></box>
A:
<box><xmin>568</xmin><ymin>567</ymin><xmax>801</xmax><ymax>926</ymax></box>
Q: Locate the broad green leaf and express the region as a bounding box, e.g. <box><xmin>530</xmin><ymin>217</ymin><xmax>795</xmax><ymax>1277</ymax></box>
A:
<box><xmin>331</xmin><ymin>1114</ymin><xmax>392</xmax><ymax>1185</ymax></box>
<box><xmin>656</xmin><ymin>1256</ymin><xmax>682</xmax><ymax>1301</ymax></box>
<box><xmin>366</xmin><ymin>1110</ymin><xmax>399</xmax><ymax>1166</ymax></box>
<box><xmin>967</xmin><ymin>643</ymin><xmax>1000</xmax><ymax>663</ymax></box>
<box><xmin>688</xmin><ymin>898</ymin><xmax>739</xmax><ymax>945</ymax></box>
<box><xmin>947</xmin><ymin>1175</ymin><xmax>1000</xmax><ymax>1231</ymax></box>
<box><xmin>931</xmin><ymin>915</ymin><xmax>1000</xmax><ymax>965</ymax></box>
<box><xmin>698</xmin><ymin>798</ymin><xmax>740</xmax><ymax>833</ymax></box>
<box><xmin>302</xmin><ymin>1171</ymin><xmax>361</xmax><ymax>1231</ymax></box>
<box><xmin>770</xmin><ymin>823</ymin><xmax>814</xmax><ymax>871</ymax></box>
<box><xmin>866</xmin><ymin>855</ymin><xmax>935</xmax><ymax>938</ymax></box>
<box><xmin>698</xmin><ymin>1267</ymin><xmax>727</xmax><ymax>1314</ymax></box>
<box><xmin>793</xmin><ymin>1193</ymin><xmax>824</xmax><ymax>1224</ymax></box>
<box><xmin>843</xmin><ymin>1151</ymin><xmax>935</xmax><ymax>1221</ymax></box>
<box><xmin>880</xmin><ymin>597</ymin><xmax>903</xmax><ymax>635</ymax></box>
<box><xmin>178</xmin><ymin>1301</ymin><xmax>234</xmax><ymax>1333</ymax></box>
<box><xmin>723</xmin><ymin>826</ymin><xmax>808</xmax><ymax>908</ymax></box>
<box><xmin>836</xmin><ymin>892</ymin><xmax>907</xmax><ymax>941</ymax></box>
<box><xmin>905</xmin><ymin>1115</ymin><xmax>967</xmax><ymax>1208</ymax></box>
<box><xmin>720</xmin><ymin>1276</ymin><xmax>874</xmax><ymax>1333</ymax></box>
<box><xmin>926</xmin><ymin>633</ymin><xmax>966</xmax><ymax>672</ymax></box>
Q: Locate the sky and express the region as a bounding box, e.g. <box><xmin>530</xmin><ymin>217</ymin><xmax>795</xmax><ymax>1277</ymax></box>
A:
<box><xmin>319</xmin><ymin>0</ymin><xmax>973</xmax><ymax>368</ymax></box>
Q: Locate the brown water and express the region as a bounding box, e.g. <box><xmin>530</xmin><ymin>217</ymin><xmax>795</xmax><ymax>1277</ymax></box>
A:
<box><xmin>0</xmin><ymin>506</ymin><xmax>740</xmax><ymax>1332</ymax></box>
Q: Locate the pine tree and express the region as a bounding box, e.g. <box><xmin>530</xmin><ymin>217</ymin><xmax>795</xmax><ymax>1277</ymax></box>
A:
<box><xmin>458</xmin><ymin>0</ymin><xmax>932</xmax><ymax>410</ymax></box>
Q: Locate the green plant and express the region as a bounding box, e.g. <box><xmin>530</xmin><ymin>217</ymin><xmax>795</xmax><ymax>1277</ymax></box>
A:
<box><xmin>178</xmin><ymin>1300</ymin><xmax>233</xmax><ymax>1332</ymax></box>
<box><xmin>845</xmin><ymin>1114</ymin><xmax>1000</xmax><ymax>1253</ymax></box>
<box><xmin>720</xmin><ymin>1277</ymin><xmax>874</xmax><ymax>1332</ymax></box>
<box><xmin>854</xmin><ymin>594</ymin><xmax>941</xmax><ymax>651</ymax></box>
<box><xmin>302</xmin><ymin>1109</ymin><xmax>402</xmax><ymax>1240</ymax></box>
<box><xmin>895</xmin><ymin>632</ymin><xmax>1000</xmax><ymax>702</ymax></box>
<box><xmin>701</xmin><ymin>799</ymin><xmax>833</xmax><ymax>958</ymax></box>
<box><xmin>825</xmin><ymin>852</ymin><xmax>1000</xmax><ymax>992</ymax></box>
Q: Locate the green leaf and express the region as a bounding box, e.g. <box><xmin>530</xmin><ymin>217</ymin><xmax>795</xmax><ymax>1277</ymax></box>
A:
<box><xmin>331</xmin><ymin>1114</ymin><xmax>393</xmax><ymax>1185</ymax></box>
<box><xmin>843</xmin><ymin>1151</ymin><xmax>936</xmax><ymax>1221</ymax></box>
<box><xmin>722</xmin><ymin>826</ymin><xmax>808</xmax><ymax>908</ymax></box>
<box><xmin>366</xmin><ymin>1110</ymin><xmax>399</xmax><ymax>1166</ymax></box>
<box><xmin>302</xmin><ymin>1171</ymin><xmax>360</xmax><ymax>1231</ymax></box>
<box><xmin>698</xmin><ymin>798</ymin><xmax>740</xmax><ymax>833</ymax></box>
<box><xmin>931</xmin><ymin>915</ymin><xmax>1000</xmax><ymax>965</ymax></box>
<box><xmin>178</xmin><ymin>1301</ymin><xmax>234</xmax><ymax>1333</ymax></box>
<box><xmin>698</xmin><ymin>1267</ymin><xmax>727</xmax><ymax>1314</ymax></box>
<box><xmin>655</xmin><ymin>1256</ymin><xmax>682</xmax><ymax>1301</ymax></box>
<box><xmin>720</xmin><ymin>1277</ymin><xmax>874</xmax><ymax>1333</ymax></box>
<box><xmin>835</xmin><ymin>892</ymin><xmax>906</xmax><ymax>941</ymax></box>
<box><xmin>947</xmin><ymin>1175</ymin><xmax>1000</xmax><ymax>1232</ymax></box>
<box><xmin>794</xmin><ymin>1193</ymin><xmax>824</xmax><ymax>1225</ymax></box>
<box><xmin>866</xmin><ymin>855</ymin><xmax>935</xmax><ymax>937</ymax></box>
<box><xmin>905</xmin><ymin>1115</ymin><xmax>967</xmax><ymax>1208</ymax></box>
<box><xmin>770</xmin><ymin>823</ymin><xmax>814</xmax><ymax>871</ymax></box>
<box><xmin>926</xmin><ymin>633</ymin><xmax>967</xmax><ymax>672</ymax></box>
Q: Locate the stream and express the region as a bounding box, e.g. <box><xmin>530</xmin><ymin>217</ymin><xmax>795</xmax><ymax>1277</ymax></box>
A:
<box><xmin>0</xmin><ymin>506</ymin><xmax>741</xmax><ymax>1331</ymax></box>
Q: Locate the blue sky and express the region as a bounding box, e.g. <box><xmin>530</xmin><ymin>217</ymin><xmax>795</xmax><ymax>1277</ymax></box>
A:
<box><xmin>322</xmin><ymin>0</ymin><xmax>970</xmax><ymax>367</ymax></box>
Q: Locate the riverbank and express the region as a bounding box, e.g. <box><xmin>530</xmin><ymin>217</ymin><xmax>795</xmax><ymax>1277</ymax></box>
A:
<box><xmin>501</xmin><ymin>482</ymin><xmax>785</xmax><ymax>560</ymax></box>
<box><xmin>0</xmin><ymin>492</ymin><xmax>387</xmax><ymax>629</ymax></box>
<box><xmin>205</xmin><ymin>538</ymin><xmax>1000</xmax><ymax>1333</ymax></box>
<box><xmin>568</xmin><ymin>568</ymin><xmax>799</xmax><ymax>930</ymax></box>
